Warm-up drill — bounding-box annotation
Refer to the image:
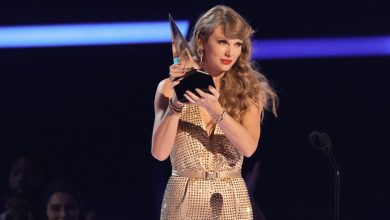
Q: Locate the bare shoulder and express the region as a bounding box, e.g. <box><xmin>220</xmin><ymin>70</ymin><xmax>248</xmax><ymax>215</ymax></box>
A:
<box><xmin>241</xmin><ymin>98</ymin><xmax>263</xmax><ymax>124</ymax></box>
<box><xmin>154</xmin><ymin>78</ymin><xmax>174</xmax><ymax>110</ymax></box>
<box><xmin>245</xmin><ymin>98</ymin><xmax>263</xmax><ymax>116</ymax></box>
<box><xmin>156</xmin><ymin>78</ymin><xmax>173</xmax><ymax>98</ymax></box>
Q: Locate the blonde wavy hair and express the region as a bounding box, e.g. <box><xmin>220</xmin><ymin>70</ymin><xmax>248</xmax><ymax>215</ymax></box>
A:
<box><xmin>189</xmin><ymin>5</ymin><xmax>278</xmax><ymax>122</ymax></box>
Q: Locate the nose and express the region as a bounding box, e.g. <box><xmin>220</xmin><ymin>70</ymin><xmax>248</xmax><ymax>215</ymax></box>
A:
<box><xmin>225</xmin><ymin>45</ymin><xmax>232</xmax><ymax>58</ymax></box>
<box><xmin>59</xmin><ymin>208</ymin><xmax>68</xmax><ymax>219</ymax></box>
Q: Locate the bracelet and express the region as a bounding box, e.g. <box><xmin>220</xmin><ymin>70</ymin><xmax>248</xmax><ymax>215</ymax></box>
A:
<box><xmin>168</xmin><ymin>98</ymin><xmax>183</xmax><ymax>114</ymax></box>
<box><xmin>213</xmin><ymin>109</ymin><xmax>227</xmax><ymax>123</ymax></box>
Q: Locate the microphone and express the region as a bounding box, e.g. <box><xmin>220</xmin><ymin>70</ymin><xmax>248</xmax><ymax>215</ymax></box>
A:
<box><xmin>309</xmin><ymin>131</ymin><xmax>332</xmax><ymax>151</ymax></box>
<box><xmin>309</xmin><ymin>131</ymin><xmax>320</xmax><ymax>149</ymax></box>
<box><xmin>308</xmin><ymin>130</ymin><xmax>340</xmax><ymax>220</ymax></box>
<box><xmin>319</xmin><ymin>132</ymin><xmax>332</xmax><ymax>150</ymax></box>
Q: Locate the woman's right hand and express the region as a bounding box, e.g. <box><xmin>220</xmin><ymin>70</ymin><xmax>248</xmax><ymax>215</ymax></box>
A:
<box><xmin>168</xmin><ymin>62</ymin><xmax>192</xmax><ymax>106</ymax></box>
<box><xmin>168</xmin><ymin>62</ymin><xmax>190</xmax><ymax>85</ymax></box>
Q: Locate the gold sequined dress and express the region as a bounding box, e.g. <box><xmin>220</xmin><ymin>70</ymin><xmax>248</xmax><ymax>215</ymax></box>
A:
<box><xmin>160</xmin><ymin>105</ymin><xmax>253</xmax><ymax>220</ymax></box>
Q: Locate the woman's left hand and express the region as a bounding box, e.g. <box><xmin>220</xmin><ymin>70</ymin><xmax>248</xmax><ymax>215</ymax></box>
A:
<box><xmin>183</xmin><ymin>86</ymin><xmax>223</xmax><ymax>116</ymax></box>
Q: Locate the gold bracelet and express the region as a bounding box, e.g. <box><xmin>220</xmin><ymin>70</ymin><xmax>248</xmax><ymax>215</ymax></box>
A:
<box><xmin>168</xmin><ymin>98</ymin><xmax>183</xmax><ymax>114</ymax></box>
<box><xmin>214</xmin><ymin>109</ymin><xmax>227</xmax><ymax>123</ymax></box>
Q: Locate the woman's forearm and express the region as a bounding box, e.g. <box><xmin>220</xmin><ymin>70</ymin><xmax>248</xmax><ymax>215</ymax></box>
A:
<box><xmin>206</xmin><ymin>103</ymin><xmax>260</xmax><ymax>157</ymax></box>
<box><xmin>217</xmin><ymin>114</ymin><xmax>259</xmax><ymax>157</ymax></box>
<box><xmin>151</xmin><ymin>109</ymin><xmax>180</xmax><ymax>161</ymax></box>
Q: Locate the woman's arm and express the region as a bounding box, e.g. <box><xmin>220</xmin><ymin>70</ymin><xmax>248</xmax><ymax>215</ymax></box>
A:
<box><xmin>151</xmin><ymin>62</ymin><xmax>194</xmax><ymax>161</ymax></box>
<box><xmin>213</xmin><ymin>100</ymin><xmax>262</xmax><ymax>157</ymax></box>
<box><xmin>151</xmin><ymin>79</ymin><xmax>180</xmax><ymax>161</ymax></box>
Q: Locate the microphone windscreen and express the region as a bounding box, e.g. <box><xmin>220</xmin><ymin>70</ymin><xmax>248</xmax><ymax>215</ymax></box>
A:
<box><xmin>319</xmin><ymin>133</ymin><xmax>332</xmax><ymax>148</ymax></box>
<box><xmin>309</xmin><ymin>131</ymin><xmax>320</xmax><ymax>148</ymax></box>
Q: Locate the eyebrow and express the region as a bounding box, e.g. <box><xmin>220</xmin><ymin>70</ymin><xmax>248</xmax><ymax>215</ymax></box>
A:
<box><xmin>216</xmin><ymin>37</ymin><xmax>243</xmax><ymax>43</ymax></box>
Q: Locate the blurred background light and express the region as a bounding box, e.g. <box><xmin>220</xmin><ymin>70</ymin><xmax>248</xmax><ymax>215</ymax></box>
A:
<box><xmin>0</xmin><ymin>21</ymin><xmax>190</xmax><ymax>48</ymax></box>
<box><xmin>252</xmin><ymin>36</ymin><xmax>390</xmax><ymax>59</ymax></box>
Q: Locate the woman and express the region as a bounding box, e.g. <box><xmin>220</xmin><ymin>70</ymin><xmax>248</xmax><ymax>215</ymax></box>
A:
<box><xmin>152</xmin><ymin>5</ymin><xmax>278</xmax><ymax>219</ymax></box>
<box><xmin>0</xmin><ymin>152</ymin><xmax>50</xmax><ymax>220</ymax></box>
<box><xmin>40</xmin><ymin>179</ymin><xmax>85</xmax><ymax>220</ymax></box>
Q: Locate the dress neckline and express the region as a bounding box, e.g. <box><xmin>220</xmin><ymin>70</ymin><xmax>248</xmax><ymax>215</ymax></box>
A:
<box><xmin>196</xmin><ymin>105</ymin><xmax>216</xmax><ymax>139</ymax></box>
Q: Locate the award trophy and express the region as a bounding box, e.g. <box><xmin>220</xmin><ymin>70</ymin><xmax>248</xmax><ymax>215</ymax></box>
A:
<box><xmin>169</xmin><ymin>14</ymin><xmax>215</xmax><ymax>103</ymax></box>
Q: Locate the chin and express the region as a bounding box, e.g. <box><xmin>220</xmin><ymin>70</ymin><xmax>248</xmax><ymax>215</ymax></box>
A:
<box><xmin>221</xmin><ymin>66</ymin><xmax>232</xmax><ymax>72</ymax></box>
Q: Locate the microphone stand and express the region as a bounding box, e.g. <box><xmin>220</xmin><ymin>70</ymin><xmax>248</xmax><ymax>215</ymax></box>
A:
<box><xmin>324</xmin><ymin>146</ymin><xmax>340</xmax><ymax>220</ymax></box>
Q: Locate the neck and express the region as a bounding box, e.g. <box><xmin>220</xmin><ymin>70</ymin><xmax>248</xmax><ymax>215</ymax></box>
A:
<box><xmin>212</xmin><ymin>72</ymin><xmax>224</xmax><ymax>91</ymax></box>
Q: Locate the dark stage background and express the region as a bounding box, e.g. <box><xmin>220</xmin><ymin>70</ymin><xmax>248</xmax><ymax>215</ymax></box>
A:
<box><xmin>1</xmin><ymin>0</ymin><xmax>389</xmax><ymax>219</ymax></box>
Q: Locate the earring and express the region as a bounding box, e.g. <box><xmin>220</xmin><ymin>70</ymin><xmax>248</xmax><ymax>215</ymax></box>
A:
<box><xmin>197</xmin><ymin>47</ymin><xmax>204</xmax><ymax>64</ymax></box>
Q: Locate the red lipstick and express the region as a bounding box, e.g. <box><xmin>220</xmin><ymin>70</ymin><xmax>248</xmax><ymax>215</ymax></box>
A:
<box><xmin>220</xmin><ymin>59</ymin><xmax>232</xmax><ymax>65</ymax></box>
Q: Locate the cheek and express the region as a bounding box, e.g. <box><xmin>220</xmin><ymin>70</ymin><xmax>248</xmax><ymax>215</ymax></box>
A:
<box><xmin>234</xmin><ymin>48</ymin><xmax>242</xmax><ymax>58</ymax></box>
<box><xmin>69</xmin><ymin>208</ymin><xmax>79</xmax><ymax>218</ymax></box>
<box><xmin>46</xmin><ymin>210</ymin><xmax>56</xmax><ymax>220</ymax></box>
<box><xmin>206</xmin><ymin>44</ymin><xmax>221</xmax><ymax>57</ymax></box>
<box><xmin>233</xmin><ymin>52</ymin><xmax>242</xmax><ymax>64</ymax></box>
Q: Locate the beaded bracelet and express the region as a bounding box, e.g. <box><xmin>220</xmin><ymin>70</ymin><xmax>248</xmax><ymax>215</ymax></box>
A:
<box><xmin>214</xmin><ymin>109</ymin><xmax>227</xmax><ymax>123</ymax></box>
<box><xmin>168</xmin><ymin>98</ymin><xmax>183</xmax><ymax>114</ymax></box>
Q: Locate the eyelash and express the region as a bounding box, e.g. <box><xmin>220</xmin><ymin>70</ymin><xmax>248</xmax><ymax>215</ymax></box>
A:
<box><xmin>218</xmin><ymin>40</ymin><xmax>242</xmax><ymax>47</ymax></box>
